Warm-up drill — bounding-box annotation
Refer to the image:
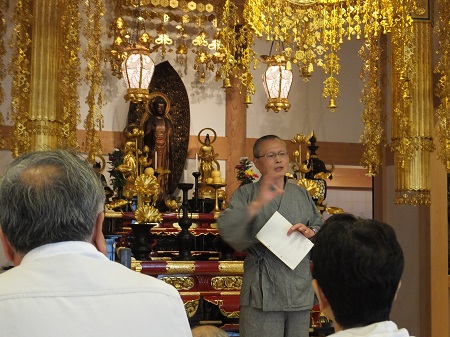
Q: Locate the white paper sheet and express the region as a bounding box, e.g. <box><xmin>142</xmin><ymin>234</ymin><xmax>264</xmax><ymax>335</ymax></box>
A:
<box><xmin>256</xmin><ymin>211</ymin><xmax>314</xmax><ymax>270</ymax></box>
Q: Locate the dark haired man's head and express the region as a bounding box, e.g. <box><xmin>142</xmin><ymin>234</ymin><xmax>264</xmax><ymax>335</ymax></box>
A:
<box><xmin>252</xmin><ymin>134</ymin><xmax>282</xmax><ymax>158</ymax></box>
<box><xmin>311</xmin><ymin>213</ymin><xmax>404</xmax><ymax>330</ymax></box>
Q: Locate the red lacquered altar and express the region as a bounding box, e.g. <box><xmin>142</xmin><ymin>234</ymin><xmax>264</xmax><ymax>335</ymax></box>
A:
<box><xmin>105</xmin><ymin>211</ymin><xmax>243</xmax><ymax>330</ymax></box>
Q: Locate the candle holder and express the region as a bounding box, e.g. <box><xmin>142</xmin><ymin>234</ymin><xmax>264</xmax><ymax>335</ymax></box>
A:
<box><xmin>177</xmin><ymin>183</ymin><xmax>195</xmax><ymax>260</ymax></box>
<box><xmin>191</xmin><ymin>171</ymin><xmax>201</xmax><ymax>213</ymax></box>
<box><xmin>207</xmin><ymin>183</ymin><xmax>226</xmax><ymax>216</ymax></box>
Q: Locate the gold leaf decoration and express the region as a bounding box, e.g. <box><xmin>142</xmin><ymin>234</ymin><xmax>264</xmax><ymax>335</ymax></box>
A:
<box><xmin>8</xmin><ymin>0</ymin><xmax>32</xmax><ymax>156</ymax></box>
<box><xmin>325</xmin><ymin>206</ymin><xmax>344</xmax><ymax>214</ymax></box>
<box><xmin>297</xmin><ymin>178</ymin><xmax>319</xmax><ymax>198</ymax></box>
<box><xmin>135</xmin><ymin>204</ymin><xmax>163</xmax><ymax>223</ymax></box>
<box><xmin>0</xmin><ymin>0</ymin><xmax>6</xmax><ymax>150</ymax></box>
<box><xmin>59</xmin><ymin>0</ymin><xmax>82</xmax><ymax>151</ymax></box>
<box><xmin>135</xmin><ymin>173</ymin><xmax>160</xmax><ymax>195</ymax></box>
<box><xmin>83</xmin><ymin>0</ymin><xmax>105</xmax><ymax>164</ymax></box>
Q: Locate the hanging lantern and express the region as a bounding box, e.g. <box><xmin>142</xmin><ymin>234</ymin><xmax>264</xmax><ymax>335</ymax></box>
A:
<box><xmin>122</xmin><ymin>44</ymin><xmax>155</xmax><ymax>103</ymax></box>
<box><xmin>261</xmin><ymin>54</ymin><xmax>293</xmax><ymax>113</ymax></box>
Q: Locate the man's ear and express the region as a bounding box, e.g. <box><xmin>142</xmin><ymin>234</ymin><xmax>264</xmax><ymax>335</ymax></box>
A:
<box><xmin>0</xmin><ymin>229</ymin><xmax>15</xmax><ymax>263</ymax></box>
<box><xmin>92</xmin><ymin>212</ymin><xmax>107</xmax><ymax>256</ymax></box>
<box><xmin>312</xmin><ymin>279</ymin><xmax>342</xmax><ymax>331</ymax></box>
<box><xmin>312</xmin><ymin>279</ymin><xmax>334</xmax><ymax>320</ymax></box>
<box><xmin>312</xmin><ymin>279</ymin><xmax>327</xmax><ymax>310</ymax></box>
<box><xmin>393</xmin><ymin>280</ymin><xmax>402</xmax><ymax>302</ymax></box>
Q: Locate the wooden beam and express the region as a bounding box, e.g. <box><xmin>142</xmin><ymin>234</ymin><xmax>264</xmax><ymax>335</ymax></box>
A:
<box><xmin>0</xmin><ymin>126</ymin><xmax>372</xmax><ymax>168</ymax></box>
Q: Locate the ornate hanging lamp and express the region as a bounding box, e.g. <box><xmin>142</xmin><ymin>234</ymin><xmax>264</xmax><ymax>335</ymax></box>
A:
<box><xmin>122</xmin><ymin>44</ymin><xmax>155</xmax><ymax>103</ymax></box>
<box><xmin>261</xmin><ymin>53</ymin><xmax>293</xmax><ymax>113</ymax></box>
<box><xmin>121</xmin><ymin>2</ymin><xmax>154</xmax><ymax>103</ymax></box>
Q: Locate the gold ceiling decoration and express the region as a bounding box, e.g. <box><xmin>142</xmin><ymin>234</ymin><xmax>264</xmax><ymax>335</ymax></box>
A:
<box><xmin>435</xmin><ymin>0</ymin><xmax>450</xmax><ymax>172</ymax></box>
<box><xmin>358</xmin><ymin>32</ymin><xmax>386</xmax><ymax>177</ymax></box>
<box><xmin>0</xmin><ymin>0</ymin><xmax>6</xmax><ymax>150</ymax></box>
<box><xmin>83</xmin><ymin>0</ymin><xmax>106</xmax><ymax>165</ymax></box>
<box><xmin>108</xmin><ymin>0</ymin><xmax>224</xmax><ymax>83</ymax></box>
<box><xmin>214</xmin><ymin>0</ymin><xmax>239</xmax><ymax>88</ymax></box>
<box><xmin>8</xmin><ymin>0</ymin><xmax>32</xmax><ymax>157</ymax></box>
<box><xmin>357</xmin><ymin>0</ymin><xmax>396</xmax><ymax>178</ymax></box>
<box><xmin>107</xmin><ymin>0</ymin><xmax>417</xmax><ymax>113</ymax></box>
<box><xmin>59</xmin><ymin>0</ymin><xmax>82</xmax><ymax>152</ymax></box>
<box><xmin>389</xmin><ymin>0</ymin><xmax>417</xmax><ymax>168</ymax></box>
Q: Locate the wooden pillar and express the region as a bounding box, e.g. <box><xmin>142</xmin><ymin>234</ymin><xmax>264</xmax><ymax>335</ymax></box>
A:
<box><xmin>225</xmin><ymin>76</ymin><xmax>247</xmax><ymax>201</ymax></box>
<box><xmin>428</xmin><ymin>138</ymin><xmax>448</xmax><ymax>337</ymax></box>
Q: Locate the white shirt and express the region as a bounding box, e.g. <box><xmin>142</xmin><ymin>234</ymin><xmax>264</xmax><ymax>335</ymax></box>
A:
<box><xmin>0</xmin><ymin>241</ymin><xmax>192</xmax><ymax>337</ymax></box>
<box><xmin>330</xmin><ymin>321</ymin><xmax>412</xmax><ymax>337</ymax></box>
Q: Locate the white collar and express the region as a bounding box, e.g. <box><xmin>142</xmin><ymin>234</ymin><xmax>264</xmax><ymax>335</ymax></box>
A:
<box><xmin>21</xmin><ymin>241</ymin><xmax>108</xmax><ymax>265</ymax></box>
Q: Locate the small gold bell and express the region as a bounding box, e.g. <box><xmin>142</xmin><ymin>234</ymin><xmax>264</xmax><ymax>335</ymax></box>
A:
<box><xmin>328</xmin><ymin>98</ymin><xmax>337</xmax><ymax>110</ymax></box>
<box><xmin>244</xmin><ymin>94</ymin><xmax>252</xmax><ymax>105</ymax></box>
<box><xmin>222</xmin><ymin>77</ymin><xmax>232</xmax><ymax>88</ymax></box>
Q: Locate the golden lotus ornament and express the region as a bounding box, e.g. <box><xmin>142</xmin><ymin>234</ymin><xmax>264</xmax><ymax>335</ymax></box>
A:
<box><xmin>135</xmin><ymin>205</ymin><xmax>163</xmax><ymax>224</ymax></box>
<box><xmin>297</xmin><ymin>178</ymin><xmax>319</xmax><ymax>198</ymax></box>
<box><xmin>325</xmin><ymin>206</ymin><xmax>344</xmax><ymax>214</ymax></box>
<box><xmin>135</xmin><ymin>174</ymin><xmax>159</xmax><ymax>195</ymax></box>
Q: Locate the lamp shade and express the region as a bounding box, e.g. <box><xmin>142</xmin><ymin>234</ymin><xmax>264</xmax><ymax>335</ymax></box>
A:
<box><xmin>262</xmin><ymin>55</ymin><xmax>293</xmax><ymax>112</ymax></box>
<box><xmin>122</xmin><ymin>44</ymin><xmax>155</xmax><ymax>103</ymax></box>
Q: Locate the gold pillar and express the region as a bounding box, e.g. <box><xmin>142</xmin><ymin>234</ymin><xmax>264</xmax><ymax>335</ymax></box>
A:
<box><xmin>225</xmin><ymin>76</ymin><xmax>247</xmax><ymax>201</ymax></box>
<box><xmin>28</xmin><ymin>0</ymin><xmax>62</xmax><ymax>150</ymax></box>
<box><xmin>391</xmin><ymin>22</ymin><xmax>434</xmax><ymax>205</ymax></box>
<box><xmin>9</xmin><ymin>0</ymin><xmax>80</xmax><ymax>156</ymax></box>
